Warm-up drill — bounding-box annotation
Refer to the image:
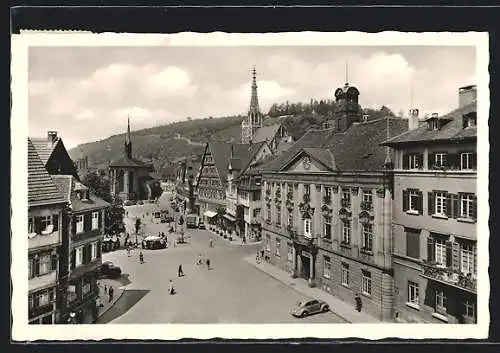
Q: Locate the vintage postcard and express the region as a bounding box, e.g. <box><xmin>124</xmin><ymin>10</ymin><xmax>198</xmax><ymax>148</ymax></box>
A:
<box><xmin>11</xmin><ymin>31</ymin><xmax>489</xmax><ymax>341</ymax></box>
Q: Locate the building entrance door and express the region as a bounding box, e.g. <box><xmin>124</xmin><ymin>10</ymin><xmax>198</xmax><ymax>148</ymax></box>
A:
<box><xmin>301</xmin><ymin>254</ymin><xmax>310</xmax><ymax>280</ymax></box>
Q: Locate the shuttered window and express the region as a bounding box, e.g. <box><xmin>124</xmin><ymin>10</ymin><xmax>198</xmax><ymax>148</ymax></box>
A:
<box><xmin>405</xmin><ymin>228</ymin><xmax>421</xmax><ymax>259</ymax></box>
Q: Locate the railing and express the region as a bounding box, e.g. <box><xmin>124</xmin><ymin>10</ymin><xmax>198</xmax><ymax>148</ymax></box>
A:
<box><xmin>421</xmin><ymin>261</ymin><xmax>477</xmax><ymax>293</ymax></box>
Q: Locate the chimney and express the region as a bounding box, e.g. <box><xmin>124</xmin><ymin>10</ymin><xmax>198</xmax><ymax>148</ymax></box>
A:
<box><xmin>408</xmin><ymin>109</ymin><xmax>419</xmax><ymax>130</ymax></box>
<box><xmin>431</xmin><ymin>112</ymin><xmax>439</xmax><ymax>119</ymax></box>
<box><xmin>459</xmin><ymin>85</ymin><xmax>477</xmax><ymax>108</ymax></box>
<box><xmin>47</xmin><ymin>131</ymin><xmax>58</xmax><ymax>143</ymax></box>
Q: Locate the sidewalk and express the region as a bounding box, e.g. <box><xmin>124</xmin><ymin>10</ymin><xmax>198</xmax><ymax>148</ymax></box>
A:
<box><xmin>243</xmin><ymin>255</ymin><xmax>381</xmax><ymax>323</ymax></box>
<box><xmin>207</xmin><ymin>229</ymin><xmax>262</xmax><ymax>247</ymax></box>
<box><xmin>95</xmin><ymin>278</ymin><xmax>125</xmax><ymax>321</ymax></box>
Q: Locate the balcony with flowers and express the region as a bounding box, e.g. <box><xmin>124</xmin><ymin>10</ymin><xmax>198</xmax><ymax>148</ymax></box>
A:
<box><xmin>421</xmin><ymin>260</ymin><xmax>477</xmax><ymax>294</ymax></box>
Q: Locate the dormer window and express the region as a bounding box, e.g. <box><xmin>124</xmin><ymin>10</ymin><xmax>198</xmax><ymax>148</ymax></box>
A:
<box><xmin>464</xmin><ymin>115</ymin><xmax>477</xmax><ymax>128</ymax></box>
<box><xmin>428</xmin><ymin>118</ymin><xmax>440</xmax><ymax>131</ymax></box>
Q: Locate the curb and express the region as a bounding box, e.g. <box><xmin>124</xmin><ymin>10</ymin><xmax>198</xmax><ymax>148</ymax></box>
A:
<box><xmin>242</xmin><ymin>256</ymin><xmax>352</xmax><ymax>323</ymax></box>
<box><xmin>94</xmin><ymin>287</ymin><xmax>126</xmax><ymax>323</ymax></box>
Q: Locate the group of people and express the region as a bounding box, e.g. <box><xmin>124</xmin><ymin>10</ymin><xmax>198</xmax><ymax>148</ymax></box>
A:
<box><xmin>196</xmin><ymin>254</ymin><xmax>211</xmax><ymax>270</ymax></box>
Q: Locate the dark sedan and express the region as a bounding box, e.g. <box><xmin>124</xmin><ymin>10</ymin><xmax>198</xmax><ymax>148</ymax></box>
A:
<box><xmin>97</xmin><ymin>261</ymin><xmax>122</xmax><ymax>279</ymax></box>
<box><xmin>290</xmin><ymin>299</ymin><xmax>330</xmax><ymax>318</ymax></box>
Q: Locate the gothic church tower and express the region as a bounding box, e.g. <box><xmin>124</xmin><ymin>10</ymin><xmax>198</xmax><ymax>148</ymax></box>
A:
<box><xmin>241</xmin><ymin>67</ymin><xmax>263</xmax><ymax>144</ymax></box>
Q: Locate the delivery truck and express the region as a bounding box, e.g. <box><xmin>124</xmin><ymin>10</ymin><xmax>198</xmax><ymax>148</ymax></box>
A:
<box><xmin>186</xmin><ymin>214</ymin><xmax>200</xmax><ymax>229</ymax></box>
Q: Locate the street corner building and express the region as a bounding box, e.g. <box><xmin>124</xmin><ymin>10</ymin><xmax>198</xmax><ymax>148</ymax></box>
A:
<box><xmin>258</xmin><ymin>79</ymin><xmax>409</xmax><ymax>322</ymax></box>
<box><xmin>383</xmin><ymin>85</ymin><xmax>478</xmax><ymax>324</ymax></box>
<box><xmin>28</xmin><ymin>131</ymin><xmax>110</xmax><ymax>324</ymax></box>
<box><xmin>108</xmin><ymin>118</ymin><xmax>154</xmax><ymax>202</ymax></box>
<box><xmin>27</xmin><ymin>138</ymin><xmax>67</xmax><ymax>324</ymax></box>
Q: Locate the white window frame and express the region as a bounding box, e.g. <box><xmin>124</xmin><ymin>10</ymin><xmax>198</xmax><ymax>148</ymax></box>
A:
<box><xmin>342</xmin><ymin>190</ymin><xmax>351</xmax><ymax>202</ymax></box>
<box><xmin>276</xmin><ymin>206</ymin><xmax>281</xmax><ymax>226</ymax></box>
<box><xmin>362</xmin><ymin>190</ymin><xmax>373</xmax><ymax>205</ymax></box>
<box><xmin>435</xmin><ymin>192</ymin><xmax>447</xmax><ymax>216</ymax></box>
<box><xmin>28</xmin><ymin>216</ymin><xmax>34</xmax><ymax>234</ymax></box>
<box><xmin>266</xmin><ymin>207</ymin><xmax>271</xmax><ymax>222</ymax></box>
<box><xmin>435</xmin><ymin>290</ymin><xmax>447</xmax><ymax>314</ymax></box>
<box><xmin>435</xmin><ymin>238</ymin><xmax>447</xmax><ymax>267</ymax></box>
<box><xmin>408</xmin><ymin>281</ymin><xmax>420</xmax><ymax>306</ymax></box>
<box><xmin>325</xmin><ymin>187</ymin><xmax>332</xmax><ymax>198</ymax></box>
<box><xmin>342</xmin><ymin>221</ymin><xmax>351</xmax><ymax>244</ymax></box>
<box><xmin>76</xmin><ymin>246</ymin><xmax>84</xmax><ymax>266</ymax></box>
<box><xmin>461</xmin><ymin>194</ymin><xmax>474</xmax><ymax>219</ymax></box>
<box><xmin>461</xmin><ymin>243</ymin><xmax>474</xmax><ymax>275</ymax></box>
<box><xmin>76</xmin><ymin>215</ymin><xmax>84</xmax><ymax>234</ymax></box>
<box><xmin>362</xmin><ymin>224</ymin><xmax>373</xmax><ymax>251</ymax></box>
<box><xmin>461</xmin><ymin>152</ymin><xmax>474</xmax><ymax>170</ymax></box>
<box><xmin>408</xmin><ymin>190</ymin><xmax>420</xmax><ymax>212</ymax></box>
<box><xmin>323</xmin><ymin>256</ymin><xmax>331</xmax><ymax>279</ymax></box>
<box><xmin>91</xmin><ymin>242</ymin><xmax>98</xmax><ymax>260</ymax></box>
<box><xmin>39</xmin><ymin>254</ymin><xmax>52</xmax><ymax>275</ymax></box>
<box><xmin>464</xmin><ymin>300</ymin><xmax>475</xmax><ymax>318</ymax></box>
<box><xmin>287</xmin><ymin>212</ymin><xmax>293</xmax><ymax>227</ymax></box>
<box><xmin>39</xmin><ymin>215</ymin><xmax>53</xmax><ymax>233</ymax></box>
<box><xmin>434</xmin><ymin>153</ymin><xmax>447</xmax><ymax>168</ymax></box>
<box><xmin>409</xmin><ymin>153</ymin><xmax>419</xmax><ymax>169</ymax></box>
<box><xmin>287</xmin><ymin>184</ymin><xmax>293</xmax><ymax>195</ymax></box>
<box><xmin>341</xmin><ymin>263</ymin><xmax>349</xmax><ymax>286</ymax></box>
<box><xmin>37</xmin><ymin>290</ymin><xmax>50</xmax><ymax>307</ymax></box>
<box><xmin>361</xmin><ymin>270</ymin><xmax>372</xmax><ymax>296</ymax></box>
<box><xmin>304</xmin><ymin>219</ymin><xmax>312</xmax><ymax>238</ymax></box>
<box><xmin>304</xmin><ymin>184</ymin><xmax>310</xmax><ymax>195</ymax></box>
<box><xmin>92</xmin><ymin>211</ymin><xmax>99</xmax><ymax>230</ymax></box>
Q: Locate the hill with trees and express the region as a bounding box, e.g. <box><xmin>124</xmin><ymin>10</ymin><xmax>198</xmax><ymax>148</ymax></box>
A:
<box><xmin>69</xmin><ymin>102</ymin><xmax>397</xmax><ymax>175</ymax></box>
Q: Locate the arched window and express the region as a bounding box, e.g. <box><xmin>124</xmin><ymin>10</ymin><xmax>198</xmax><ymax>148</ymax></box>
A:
<box><xmin>118</xmin><ymin>170</ymin><xmax>124</xmax><ymax>192</ymax></box>
<box><xmin>129</xmin><ymin>171</ymin><xmax>134</xmax><ymax>192</ymax></box>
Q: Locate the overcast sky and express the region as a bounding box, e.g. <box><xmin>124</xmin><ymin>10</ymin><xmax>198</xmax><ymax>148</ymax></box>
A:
<box><xmin>28</xmin><ymin>46</ymin><xmax>476</xmax><ymax>149</ymax></box>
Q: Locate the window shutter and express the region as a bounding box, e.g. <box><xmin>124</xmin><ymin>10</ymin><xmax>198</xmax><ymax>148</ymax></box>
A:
<box><xmin>34</xmin><ymin>256</ymin><xmax>40</xmax><ymax>276</ymax></box>
<box><xmin>402</xmin><ymin>153</ymin><xmax>409</xmax><ymax>169</ymax></box>
<box><xmin>448</xmin><ymin>153</ymin><xmax>458</xmax><ymax>170</ymax></box>
<box><xmin>446</xmin><ymin>241</ymin><xmax>453</xmax><ymax>267</ymax></box>
<box><xmin>98</xmin><ymin>211</ymin><xmax>103</xmax><ymax>230</ymax></box>
<box><xmin>97</xmin><ymin>241</ymin><xmax>102</xmax><ymax>258</ymax></box>
<box><xmin>417</xmin><ymin>153</ymin><xmax>424</xmax><ymax>169</ymax></box>
<box><xmin>71</xmin><ymin>217</ymin><xmax>76</xmax><ymax>235</ymax></box>
<box><xmin>84</xmin><ymin>213</ymin><xmax>91</xmax><ymax>232</ymax></box>
<box><xmin>471</xmin><ymin>152</ymin><xmax>477</xmax><ymax>169</ymax></box>
<box><xmin>51</xmin><ymin>254</ymin><xmax>57</xmax><ymax>271</ymax></box>
<box><xmin>71</xmin><ymin>249</ymin><xmax>76</xmax><ymax>269</ymax></box>
<box><xmin>83</xmin><ymin>245</ymin><xmax>89</xmax><ymax>264</ymax></box>
<box><xmin>417</xmin><ymin>191</ymin><xmax>423</xmax><ymax>214</ymax></box>
<box><xmin>402</xmin><ymin>190</ymin><xmax>409</xmax><ymax>212</ymax></box>
<box><xmin>451</xmin><ymin>241</ymin><xmax>460</xmax><ymax>271</ymax></box>
<box><xmin>428</xmin><ymin>192</ymin><xmax>435</xmax><ymax>215</ymax></box>
<box><xmin>473</xmin><ymin>245</ymin><xmax>477</xmax><ymax>275</ymax></box>
<box><xmin>428</xmin><ymin>153</ymin><xmax>435</xmax><ymax>169</ymax></box>
<box><xmin>427</xmin><ymin>237</ymin><xmax>435</xmax><ymax>261</ymax></box>
<box><xmin>446</xmin><ymin>194</ymin><xmax>453</xmax><ymax>218</ymax></box>
<box><xmin>452</xmin><ymin>194</ymin><xmax>460</xmax><ymax>218</ymax></box>
<box><xmin>52</xmin><ymin>215</ymin><xmax>59</xmax><ymax>231</ymax></box>
<box><xmin>34</xmin><ymin>295</ymin><xmax>39</xmax><ymax>307</ymax></box>
<box><xmin>472</xmin><ymin>195</ymin><xmax>477</xmax><ymax>221</ymax></box>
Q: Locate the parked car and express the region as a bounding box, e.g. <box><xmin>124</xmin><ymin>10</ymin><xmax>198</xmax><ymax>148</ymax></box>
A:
<box><xmin>198</xmin><ymin>220</ymin><xmax>206</xmax><ymax>229</ymax></box>
<box><xmin>290</xmin><ymin>299</ymin><xmax>329</xmax><ymax>318</ymax></box>
<box><xmin>124</xmin><ymin>200</ymin><xmax>133</xmax><ymax>206</ymax></box>
<box><xmin>137</xmin><ymin>200</ymin><xmax>144</xmax><ymax>205</ymax></box>
<box><xmin>97</xmin><ymin>261</ymin><xmax>122</xmax><ymax>279</ymax></box>
<box><xmin>142</xmin><ymin>235</ymin><xmax>167</xmax><ymax>250</ymax></box>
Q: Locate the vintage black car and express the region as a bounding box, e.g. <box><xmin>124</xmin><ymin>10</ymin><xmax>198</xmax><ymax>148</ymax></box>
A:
<box><xmin>97</xmin><ymin>261</ymin><xmax>122</xmax><ymax>279</ymax></box>
<box><xmin>142</xmin><ymin>236</ymin><xmax>167</xmax><ymax>250</ymax></box>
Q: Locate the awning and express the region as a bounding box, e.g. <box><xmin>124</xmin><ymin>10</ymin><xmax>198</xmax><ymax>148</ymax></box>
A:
<box><xmin>223</xmin><ymin>214</ymin><xmax>236</xmax><ymax>222</ymax></box>
<box><xmin>203</xmin><ymin>210</ymin><xmax>217</xmax><ymax>218</ymax></box>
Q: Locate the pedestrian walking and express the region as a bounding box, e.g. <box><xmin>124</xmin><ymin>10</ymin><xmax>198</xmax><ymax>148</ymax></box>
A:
<box><xmin>242</xmin><ymin>235</ymin><xmax>246</xmax><ymax>244</ymax></box>
<box><xmin>209</xmin><ymin>238</ymin><xmax>213</xmax><ymax>248</ymax></box>
<box><xmin>256</xmin><ymin>251</ymin><xmax>261</xmax><ymax>264</ymax></box>
<box><xmin>139</xmin><ymin>251</ymin><xmax>144</xmax><ymax>264</ymax></box>
<box><xmin>196</xmin><ymin>254</ymin><xmax>202</xmax><ymax>265</ymax></box>
<box><xmin>178</xmin><ymin>264</ymin><xmax>184</xmax><ymax>277</ymax></box>
<box><xmin>168</xmin><ymin>280</ymin><xmax>175</xmax><ymax>295</ymax></box>
<box><xmin>127</xmin><ymin>246</ymin><xmax>131</xmax><ymax>257</ymax></box>
<box><xmin>108</xmin><ymin>286</ymin><xmax>114</xmax><ymax>303</ymax></box>
<box><xmin>104</xmin><ymin>284</ymin><xmax>107</xmax><ymax>294</ymax></box>
<box><xmin>355</xmin><ymin>293</ymin><xmax>363</xmax><ymax>312</ymax></box>
<box><xmin>206</xmin><ymin>258</ymin><xmax>211</xmax><ymax>270</ymax></box>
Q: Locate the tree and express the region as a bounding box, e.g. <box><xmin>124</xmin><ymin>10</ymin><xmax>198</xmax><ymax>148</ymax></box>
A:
<box><xmin>105</xmin><ymin>195</ymin><xmax>125</xmax><ymax>235</ymax></box>
<box><xmin>81</xmin><ymin>172</ymin><xmax>112</xmax><ymax>203</ymax></box>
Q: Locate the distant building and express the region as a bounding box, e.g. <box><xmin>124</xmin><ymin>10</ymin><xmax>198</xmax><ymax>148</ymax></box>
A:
<box><xmin>241</xmin><ymin>67</ymin><xmax>292</xmax><ymax>151</ymax></box>
<box><xmin>108</xmin><ymin>118</ymin><xmax>154</xmax><ymax>201</ymax></box>
<box><xmin>383</xmin><ymin>85</ymin><xmax>477</xmax><ymax>324</ymax></box>
<box><xmin>175</xmin><ymin>156</ymin><xmax>201</xmax><ymax>213</ymax></box>
<box><xmin>27</xmin><ymin>138</ymin><xmax>67</xmax><ymax>324</ymax></box>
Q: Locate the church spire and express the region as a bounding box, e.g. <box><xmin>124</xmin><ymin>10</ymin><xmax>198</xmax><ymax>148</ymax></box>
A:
<box><xmin>249</xmin><ymin>66</ymin><xmax>260</xmax><ymax>112</ymax></box>
<box><xmin>125</xmin><ymin>116</ymin><xmax>132</xmax><ymax>159</ymax></box>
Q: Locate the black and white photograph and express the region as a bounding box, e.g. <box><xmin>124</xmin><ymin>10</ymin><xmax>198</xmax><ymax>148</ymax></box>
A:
<box><xmin>11</xmin><ymin>31</ymin><xmax>489</xmax><ymax>340</ymax></box>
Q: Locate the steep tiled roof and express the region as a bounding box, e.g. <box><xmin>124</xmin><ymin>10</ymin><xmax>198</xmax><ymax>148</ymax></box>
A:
<box><xmin>327</xmin><ymin>118</ymin><xmax>409</xmax><ymax>171</ymax></box>
<box><xmin>276</xmin><ymin>141</ymin><xmax>293</xmax><ymax>154</ymax></box>
<box><xmin>303</xmin><ymin>148</ymin><xmax>336</xmax><ymax>169</ymax></box>
<box><xmin>252</xmin><ymin>124</ymin><xmax>281</xmax><ymax>143</ymax></box>
<box><xmin>383</xmin><ymin>103</ymin><xmax>476</xmax><ymax>145</ymax></box>
<box><xmin>261</xmin><ymin>128</ymin><xmax>334</xmax><ymax>172</ymax></box>
<box><xmin>52</xmin><ymin>175</ymin><xmax>110</xmax><ymax>212</ymax></box>
<box><xmin>28</xmin><ymin>138</ymin><xmax>66</xmax><ymax>207</ymax></box>
<box><xmin>109</xmin><ymin>155</ymin><xmax>153</xmax><ymax>168</ymax></box>
<box><xmin>30</xmin><ymin>137</ymin><xmax>60</xmax><ymax>165</ymax></box>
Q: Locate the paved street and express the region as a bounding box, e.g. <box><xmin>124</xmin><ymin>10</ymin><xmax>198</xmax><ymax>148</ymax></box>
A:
<box><xmin>97</xmin><ymin>192</ymin><xmax>346</xmax><ymax>324</ymax></box>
